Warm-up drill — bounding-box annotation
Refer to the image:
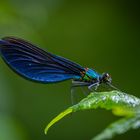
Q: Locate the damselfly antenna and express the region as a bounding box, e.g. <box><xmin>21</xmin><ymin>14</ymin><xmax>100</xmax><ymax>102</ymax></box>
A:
<box><xmin>107</xmin><ymin>83</ymin><xmax>121</xmax><ymax>91</ymax></box>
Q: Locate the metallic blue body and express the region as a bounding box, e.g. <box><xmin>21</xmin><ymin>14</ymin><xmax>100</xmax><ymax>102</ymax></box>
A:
<box><xmin>73</xmin><ymin>69</ymin><xmax>100</xmax><ymax>81</ymax></box>
<box><xmin>86</xmin><ymin>69</ymin><xmax>100</xmax><ymax>79</ymax></box>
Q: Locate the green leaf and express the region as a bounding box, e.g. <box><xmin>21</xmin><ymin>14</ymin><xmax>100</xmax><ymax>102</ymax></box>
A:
<box><xmin>44</xmin><ymin>90</ymin><xmax>140</xmax><ymax>139</ymax></box>
<box><xmin>93</xmin><ymin>115</ymin><xmax>140</xmax><ymax>140</ymax></box>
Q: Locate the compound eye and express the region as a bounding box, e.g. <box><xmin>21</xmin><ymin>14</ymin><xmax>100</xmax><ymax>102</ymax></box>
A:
<box><xmin>103</xmin><ymin>73</ymin><xmax>107</xmax><ymax>78</ymax></box>
<box><xmin>105</xmin><ymin>73</ymin><xmax>109</xmax><ymax>76</ymax></box>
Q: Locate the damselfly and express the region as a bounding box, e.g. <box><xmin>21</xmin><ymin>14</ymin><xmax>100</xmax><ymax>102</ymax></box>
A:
<box><xmin>0</xmin><ymin>37</ymin><xmax>117</xmax><ymax>90</ymax></box>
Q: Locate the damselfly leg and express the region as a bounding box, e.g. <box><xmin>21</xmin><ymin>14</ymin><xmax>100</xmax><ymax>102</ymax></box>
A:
<box><xmin>88</xmin><ymin>82</ymin><xmax>100</xmax><ymax>91</ymax></box>
<box><xmin>70</xmin><ymin>81</ymin><xmax>91</xmax><ymax>104</ymax></box>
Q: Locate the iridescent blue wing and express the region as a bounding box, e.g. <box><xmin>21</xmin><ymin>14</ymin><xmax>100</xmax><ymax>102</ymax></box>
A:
<box><xmin>0</xmin><ymin>37</ymin><xmax>85</xmax><ymax>83</ymax></box>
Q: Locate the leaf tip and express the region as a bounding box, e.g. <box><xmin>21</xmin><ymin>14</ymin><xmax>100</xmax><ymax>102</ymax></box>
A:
<box><xmin>44</xmin><ymin>126</ymin><xmax>49</xmax><ymax>135</ymax></box>
<box><xmin>44</xmin><ymin>108</ymin><xmax>73</xmax><ymax>135</ymax></box>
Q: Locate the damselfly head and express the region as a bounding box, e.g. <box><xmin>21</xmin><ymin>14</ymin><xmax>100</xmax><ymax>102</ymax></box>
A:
<box><xmin>101</xmin><ymin>73</ymin><xmax>112</xmax><ymax>84</ymax></box>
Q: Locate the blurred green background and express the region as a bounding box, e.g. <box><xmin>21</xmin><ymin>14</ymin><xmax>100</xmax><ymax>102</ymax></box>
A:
<box><xmin>0</xmin><ymin>0</ymin><xmax>140</xmax><ymax>140</ymax></box>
